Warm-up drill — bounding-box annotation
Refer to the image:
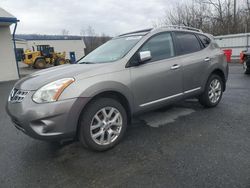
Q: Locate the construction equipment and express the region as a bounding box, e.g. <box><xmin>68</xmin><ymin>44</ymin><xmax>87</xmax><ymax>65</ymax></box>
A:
<box><xmin>22</xmin><ymin>45</ymin><xmax>69</xmax><ymax>69</ymax></box>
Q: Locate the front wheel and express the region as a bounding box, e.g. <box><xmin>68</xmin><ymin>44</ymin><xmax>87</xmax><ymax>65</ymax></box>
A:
<box><xmin>199</xmin><ymin>74</ymin><xmax>223</xmax><ymax>108</ymax></box>
<box><xmin>78</xmin><ymin>98</ymin><xmax>127</xmax><ymax>151</ymax></box>
<box><xmin>34</xmin><ymin>58</ymin><xmax>46</xmax><ymax>69</ymax></box>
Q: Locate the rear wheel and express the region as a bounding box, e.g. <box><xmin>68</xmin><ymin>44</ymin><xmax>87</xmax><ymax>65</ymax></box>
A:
<box><xmin>34</xmin><ymin>58</ymin><xmax>46</xmax><ymax>69</ymax></box>
<box><xmin>199</xmin><ymin>74</ymin><xmax>223</xmax><ymax>108</ymax></box>
<box><xmin>78</xmin><ymin>98</ymin><xmax>127</xmax><ymax>151</ymax></box>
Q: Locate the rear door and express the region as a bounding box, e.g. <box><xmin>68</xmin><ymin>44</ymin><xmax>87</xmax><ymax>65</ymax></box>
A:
<box><xmin>173</xmin><ymin>32</ymin><xmax>210</xmax><ymax>93</ymax></box>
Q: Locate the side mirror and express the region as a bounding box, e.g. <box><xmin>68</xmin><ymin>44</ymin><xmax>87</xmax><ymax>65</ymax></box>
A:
<box><xmin>139</xmin><ymin>51</ymin><xmax>152</xmax><ymax>63</ymax></box>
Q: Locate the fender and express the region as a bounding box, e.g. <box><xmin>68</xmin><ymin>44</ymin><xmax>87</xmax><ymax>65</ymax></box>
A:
<box><xmin>60</xmin><ymin>77</ymin><xmax>135</xmax><ymax>113</ymax></box>
<box><xmin>201</xmin><ymin>65</ymin><xmax>227</xmax><ymax>92</ymax></box>
<box><xmin>80</xmin><ymin>81</ymin><xmax>134</xmax><ymax>110</ymax></box>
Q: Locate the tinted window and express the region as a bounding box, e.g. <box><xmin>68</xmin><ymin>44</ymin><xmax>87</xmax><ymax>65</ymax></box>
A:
<box><xmin>139</xmin><ymin>32</ymin><xmax>174</xmax><ymax>62</ymax></box>
<box><xmin>175</xmin><ymin>32</ymin><xmax>202</xmax><ymax>55</ymax></box>
<box><xmin>198</xmin><ymin>34</ymin><xmax>211</xmax><ymax>48</ymax></box>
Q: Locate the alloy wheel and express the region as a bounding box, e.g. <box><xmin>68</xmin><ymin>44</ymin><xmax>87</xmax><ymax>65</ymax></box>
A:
<box><xmin>208</xmin><ymin>79</ymin><xmax>222</xmax><ymax>104</ymax></box>
<box><xmin>90</xmin><ymin>107</ymin><xmax>123</xmax><ymax>145</ymax></box>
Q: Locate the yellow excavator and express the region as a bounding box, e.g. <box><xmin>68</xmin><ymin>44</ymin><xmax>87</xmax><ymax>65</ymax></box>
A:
<box><xmin>22</xmin><ymin>45</ymin><xmax>70</xmax><ymax>69</ymax></box>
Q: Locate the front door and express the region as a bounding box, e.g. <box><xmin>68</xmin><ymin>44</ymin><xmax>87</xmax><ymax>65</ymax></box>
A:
<box><xmin>130</xmin><ymin>32</ymin><xmax>183</xmax><ymax>110</ymax></box>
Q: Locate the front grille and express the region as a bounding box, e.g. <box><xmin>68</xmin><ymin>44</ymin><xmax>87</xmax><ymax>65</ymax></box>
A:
<box><xmin>8</xmin><ymin>88</ymin><xmax>29</xmax><ymax>103</ymax></box>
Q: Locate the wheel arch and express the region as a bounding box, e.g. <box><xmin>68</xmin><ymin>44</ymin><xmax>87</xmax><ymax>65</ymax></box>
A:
<box><xmin>210</xmin><ymin>69</ymin><xmax>226</xmax><ymax>91</ymax></box>
<box><xmin>76</xmin><ymin>90</ymin><xmax>132</xmax><ymax>138</ymax></box>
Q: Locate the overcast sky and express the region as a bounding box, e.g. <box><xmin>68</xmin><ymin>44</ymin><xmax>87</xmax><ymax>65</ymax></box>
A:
<box><xmin>0</xmin><ymin>0</ymin><xmax>175</xmax><ymax>36</ymax></box>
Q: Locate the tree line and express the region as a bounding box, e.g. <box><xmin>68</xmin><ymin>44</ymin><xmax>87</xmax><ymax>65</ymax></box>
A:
<box><xmin>80</xmin><ymin>26</ymin><xmax>111</xmax><ymax>55</ymax></box>
<box><xmin>158</xmin><ymin>0</ymin><xmax>250</xmax><ymax>36</ymax></box>
<box><xmin>61</xmin><ymin>0</ymin><xmax>250</xmax><ymax>54</ymax></box>
<box><xmin>61</xmin><ymin>26</ymin><xmax>111</xmax><ymax>55</ymax></box>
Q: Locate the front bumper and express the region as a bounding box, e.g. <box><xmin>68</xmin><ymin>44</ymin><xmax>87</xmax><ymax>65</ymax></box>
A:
<box><xmin>6</xmin><ymin>91</ymin><xmax>90</xmax><ymax>141</ymax></box>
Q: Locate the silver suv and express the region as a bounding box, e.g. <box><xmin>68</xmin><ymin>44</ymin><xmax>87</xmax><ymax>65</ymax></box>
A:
<box><xmin>6</xmin><ymin>26</ymin><xmax>228</xmax><ymax>151</ymax></box>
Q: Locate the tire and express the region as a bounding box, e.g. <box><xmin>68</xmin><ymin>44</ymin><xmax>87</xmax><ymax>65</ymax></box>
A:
<box><xmin>243</xmin><ymin>61</ymin><xmax>250</xmax><ymax>74</ymax></box>
<box><xmin>78</xmin><ymin>98</ymin><xmax>128</xmax><ymax>151</ymax></box>
<box><xmin>34</xmin><ymin>58</ymin><xmax>46</xmax><ymax>69</ymax></box>
<box><xmin>65</xmin><ymin>59</ymin><xmax>71</xmax><ymax>64</ymax></box>
<box><xmin>54</xmin><ymin>58</ymin><xmax>66</xmax><ymax>66</ymax></box>
<box><xmin>199</xmin><ymin>74</ymin><xmax>223</xmax><ymax>108</ymax></box>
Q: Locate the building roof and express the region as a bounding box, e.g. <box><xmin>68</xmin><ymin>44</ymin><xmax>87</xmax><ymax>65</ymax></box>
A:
<box><xmin>16</xmin><ymin>34</ymin><xmax>84</xmax><ymax>41</ymax></box>
<box><xmin>0</xmin><ymin>7</ymin><xmax>17</xmax><ymax>25</ymax></box>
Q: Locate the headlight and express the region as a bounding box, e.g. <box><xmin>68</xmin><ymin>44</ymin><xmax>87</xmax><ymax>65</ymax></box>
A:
<box><xmin>32</xmin><ymin>78</ymin><xmax>75</xmax><ymax>103</ymax></box>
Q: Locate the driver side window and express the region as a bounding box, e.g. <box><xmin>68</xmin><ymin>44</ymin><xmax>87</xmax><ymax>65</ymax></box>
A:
<box><xmin>139</xmin><ymin>32</ymin><xmax>175</xmax><ymax>62</ymax></box>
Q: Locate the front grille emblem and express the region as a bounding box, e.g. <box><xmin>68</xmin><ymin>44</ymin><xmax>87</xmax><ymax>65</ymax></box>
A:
<box><xmin>8</xmin><ymin>88</ymin><xmax>29</xmax><ymax>103</ymax></box>
<box><xmin>10</xmin><ymin>88</ymin><xmax>17</xmax><ymax>100</ymax></box>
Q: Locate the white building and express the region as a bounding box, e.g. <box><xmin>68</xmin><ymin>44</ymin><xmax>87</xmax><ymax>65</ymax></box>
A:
<box><xmin>215</xmin><ymin>33</ymin><xmax>250</xmax><ymax>59</ymax></box>
<box><xmin>16</xmin><ymin>35</ymin><xmax>86</xmax><ymax>63</ymax></box>
<box><xmin>0</xmin><ymin>8</ymin><xmax>19</xmax><ymax>81</ymax></box>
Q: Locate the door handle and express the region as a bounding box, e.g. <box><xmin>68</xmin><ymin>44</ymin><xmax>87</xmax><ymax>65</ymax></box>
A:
<box><xmin>204</xmin><ymin>57</ymin><xmax>211</xmax><ymax>62</ymax></box>
<box><xmin>171</xmin><ymin>64</ymin><xmax>180</xmax><ymax>70</ymax></box>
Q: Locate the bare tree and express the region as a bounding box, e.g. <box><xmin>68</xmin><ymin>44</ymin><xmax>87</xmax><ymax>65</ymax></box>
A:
<box><xmin>80</xmin><ymin>28</ymin><xmax>86</xmax><ymax>37</ymax></box>
<box><xmin>61</xmin><ymin>29</ymin><xmax>69</xmax><ymax>36</ymax></box>
<box><xmin>161</xmin><ymin>0</ymin><xmax>250</xmax><ymax>35</ymax></box>
<box><xmin>80</xmin><ymin>26</ymin><xmax>111</xmax><ymax>54</ymax></box>
<box><xmin>162</xmin><ymin>1</ymin><xmax>209</xmax><ymax>30</ymax></box>
<box><xmin>245</xmin><ymin>0</ymin><xmax>250</xmax><ymax>32</ymax></box>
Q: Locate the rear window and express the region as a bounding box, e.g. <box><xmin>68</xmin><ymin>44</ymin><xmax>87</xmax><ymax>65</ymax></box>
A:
<box><xmin>198</xmin><ymin>34</ymin><xmax>211</xmax><ymax>48</ymax></box>
<box><xmin>175</xmin><ymin>32</ymin><xmax>202</xmax><ymax>55</ymax></box>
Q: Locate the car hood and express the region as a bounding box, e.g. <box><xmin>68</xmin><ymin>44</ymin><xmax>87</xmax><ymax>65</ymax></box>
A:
<box><xmin>15</xmin><ymin>63</ymin><xmax>116</xmax><ymax>90</ymax></box>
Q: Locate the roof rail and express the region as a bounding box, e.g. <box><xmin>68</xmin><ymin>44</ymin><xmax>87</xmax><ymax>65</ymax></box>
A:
<box><xmin>118</xmin><ymin>26</ymin><xmax>202</xmax><ymax>38</ymax></box>
<box><xmin>119</xmin><ymin>28</ymin><xmax>153</xmax><ymax>37</ymax></box>
<box><xmin>157</xmin><ymin>25</ymin><xmax>203</xmax><ymax>33</ymax></box>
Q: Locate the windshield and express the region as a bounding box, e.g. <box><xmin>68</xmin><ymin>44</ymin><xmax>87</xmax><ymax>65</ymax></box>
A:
<box><xmin>79</xmin><ymin>36</ymin><xmax>142</xmax><ymax>64</ymax></box>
